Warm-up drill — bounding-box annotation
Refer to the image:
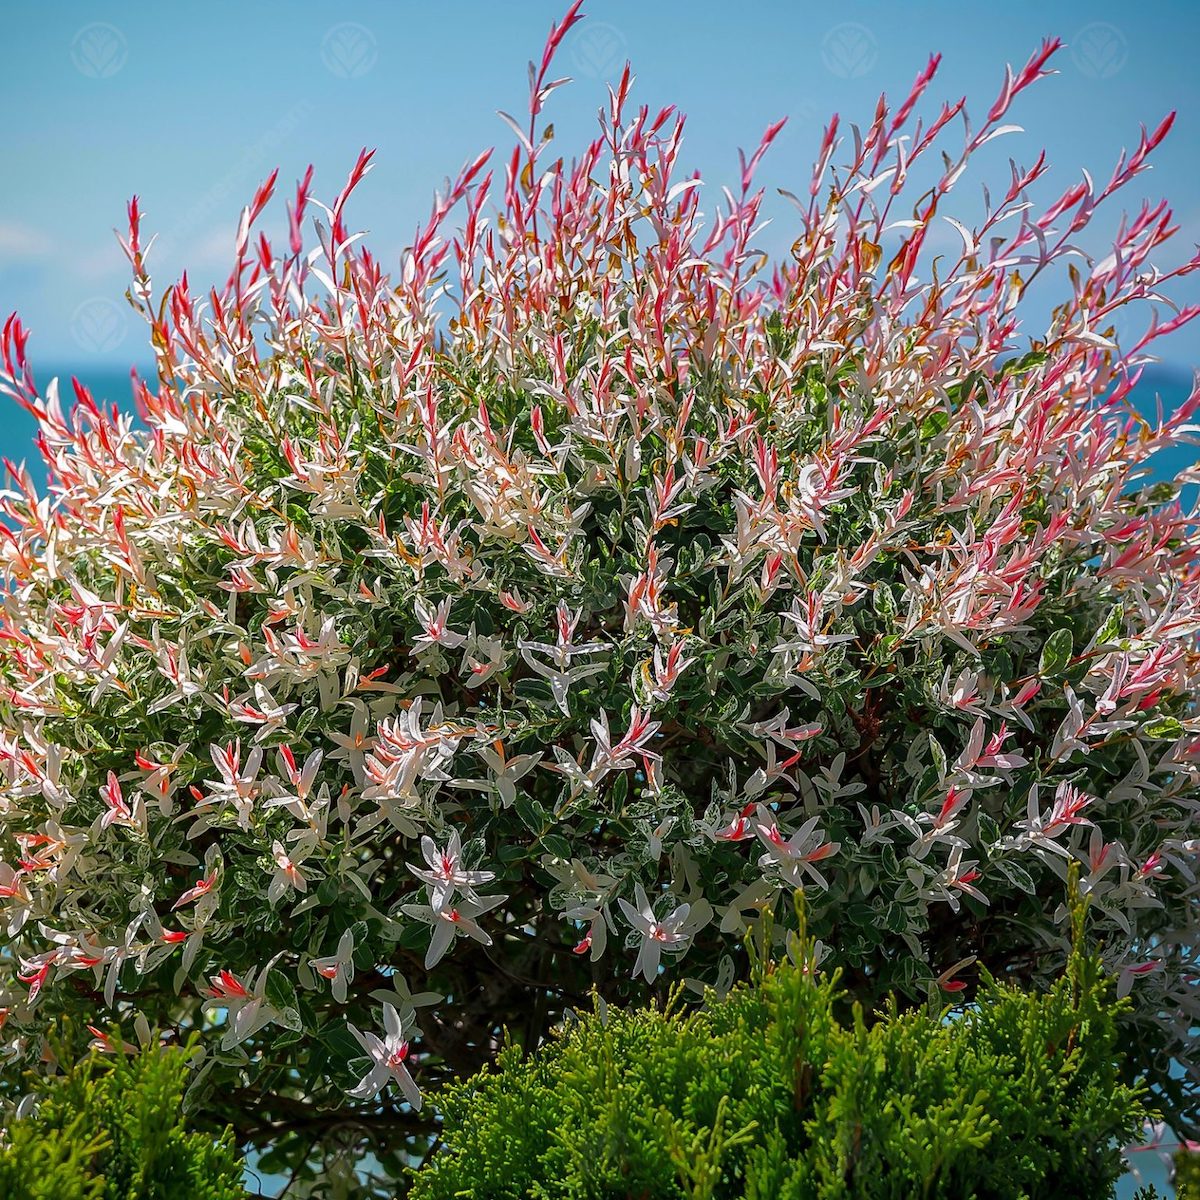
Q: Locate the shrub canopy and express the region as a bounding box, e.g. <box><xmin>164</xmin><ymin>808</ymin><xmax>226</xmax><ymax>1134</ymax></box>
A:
<box><xmin>411</xmin><ymin>897</ymin><xmax>1151</xmax><ymax>1200</ymax></box>
<box><xmin>1</xmin><ymin>3</ymin><xmax>1198</xmax><ymax>1188</ymax></box>
<box><xmin>0</xmin><ymin>1030</ymin><xmax>245</xmax><ymax>1200</ymax></box>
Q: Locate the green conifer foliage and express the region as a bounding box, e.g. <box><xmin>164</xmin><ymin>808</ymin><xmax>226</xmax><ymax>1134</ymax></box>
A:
<box><xmin>1176</xmin><ymin>1147</ymin><xmax>1200</xmax><ymax>1198</ymax></box>
<box><xmin>0</xmin><ymin>1033</ymin><xmax>246</xmax><ymax>1200</ymax></box>
<box><xmin>411</xmin><ymin>893</ymin><xmax>1152</xmax><ymax>1200</ymax></box>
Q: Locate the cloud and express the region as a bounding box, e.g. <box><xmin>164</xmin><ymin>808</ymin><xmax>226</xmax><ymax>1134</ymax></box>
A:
<box><xmin>0</xmin><ymin>222</ymin><xmax>54</xmax><ymax>264</ymax></box>
<box><xmin>153</xmin><ymin>219</ymin><xmax>291</xmax><ymax>280</ymax></box>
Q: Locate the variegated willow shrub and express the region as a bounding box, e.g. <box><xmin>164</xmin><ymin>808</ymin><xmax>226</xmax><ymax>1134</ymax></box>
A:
<box><xmin>1</xmin><ymin>3</ymin><xmax>1198</xmax><ymax>1189</ymax></box>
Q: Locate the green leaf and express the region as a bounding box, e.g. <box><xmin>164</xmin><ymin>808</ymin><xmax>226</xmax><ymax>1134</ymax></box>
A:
<box><xmin>1143</xmin><ymin>715</ymin><xmax>1184</xmax><ymax>739</ymax></box>
<box><xmin>1001</xmin><ymin>348</ymin><xmax>1049</xmax><ymax>378</ymax></box>
<box><xmin>540</xmin><ymin>833</ymin><xmax>572</xmax><ymax>859</ymax></box>
<box><xmin>349</xmin><ymin>922</ymin><xmax>373</xmax><ymax>969</ymax></box>
<box><xmin>991</xmin><ymin>858</ymin><xmax>1035</xmax><ymax>893</ymax></box>
<box><xmin>609</xmin><ymin>771</ymin><xmax>629</xmax><ymax>810</ymax></box>
<box><xmin>265</xmin><ymin>969</ymin><xmax>299</xmax><ymax>1016</ymax></box>
<box><xmin>514</xmin><ymin>677</ymin><xmax>555</xmax><ymax>707</ymax></box>
<box><xmin>920</xmin><ymin>409</ymin><xmax>949</xmax><ymax>439</ymax></box>
<box><xmin>275</xmin><ymin>1006</ymin><xmax>303</xmax><ymax>1033</ymax></box>
<box><xmin>1038</xmin><ymin>628</ymin><xmax>1073</xmax><ymax>678</ymax></box>
<box><xmin>977</xmin><ymin>813</ymin><xmax>1001</xmax><ymax>847</ymax></box>
<box><xmin>1091</xmin><ymin>603</ymin><xmax>1123</xmax><ymax>650</ymax></box>
<box><xmin>514</xmin><ymin>795</ymin><xmax>546</xmax><ymax>835</ymax></box>
<box><xmin>928</xmin><ymin>734</ymin><xmax>947</xmax><ymax>780</ymax></box>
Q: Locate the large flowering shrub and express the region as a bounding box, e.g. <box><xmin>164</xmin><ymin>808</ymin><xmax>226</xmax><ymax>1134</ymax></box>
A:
<box><xmin>1</xmin><ymin>5</ymin><xmax>1198</xmax><ymax>1187</ymax></box>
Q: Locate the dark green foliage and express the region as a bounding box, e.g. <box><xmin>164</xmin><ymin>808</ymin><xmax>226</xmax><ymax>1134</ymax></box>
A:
<box><xmin>411</xmin><ymin>897</ymin><xmax>1149</xmax><ymax>1200</ymax></box>
<box><xmin>0</xmin><ymin>1032</ymin><xmax>246</xmax><ymax>1200</ymax></box>
<box><xmin>1177</xmin><ymin>1146</ymin><xmax>1200</xmax><ymax>1197</ymax></box>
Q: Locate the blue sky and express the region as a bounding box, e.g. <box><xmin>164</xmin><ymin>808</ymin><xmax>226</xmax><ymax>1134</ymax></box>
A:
<box><xmin>3</xmin><ymin>1</ymin><xmax>1200</xmax><ymax>377</ymax></box>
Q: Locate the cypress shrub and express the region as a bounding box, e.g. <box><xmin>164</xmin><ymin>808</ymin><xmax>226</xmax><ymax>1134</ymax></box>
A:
<box><xmin>0</xmin><ymin>1032</ymin><xmax>246</xmax><ymax>1200</ymax></box>
<box><xmin>412</xmin><ymin>891</ymin><xmax>1156</xmax><ymax>1200</ymax></box>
